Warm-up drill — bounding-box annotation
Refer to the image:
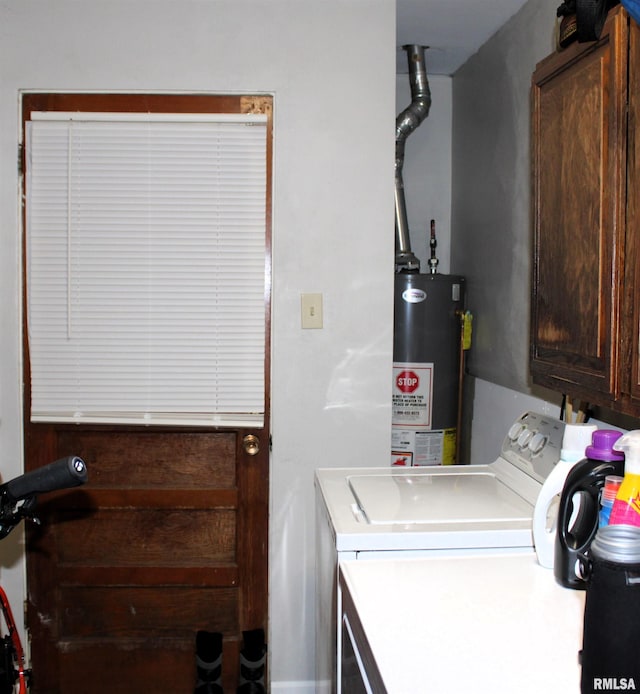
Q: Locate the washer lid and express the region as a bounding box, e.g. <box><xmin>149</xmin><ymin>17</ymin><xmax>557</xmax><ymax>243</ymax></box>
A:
<box><xmin>348</xmin><ymin>470</ymin><xmax>532</xmax><ymax>525</ymax></box>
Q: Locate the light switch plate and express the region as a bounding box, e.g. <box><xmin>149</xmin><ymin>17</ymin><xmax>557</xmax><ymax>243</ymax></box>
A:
<box><xmin>301</xmin><ymin>293</ymin><xmax>323</xmax><ymax>329</ymax></box>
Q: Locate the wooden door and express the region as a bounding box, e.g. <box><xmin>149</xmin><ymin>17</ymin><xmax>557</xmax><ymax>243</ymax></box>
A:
<box><xmin>530</xmin><ymin>7</ymin><xmax>627</xmax><ymax>405</ymax></box>
<box><xmin>21</xmin><ymin>94</ymin><xmax>271</xmax><ymax>694</ymax></box>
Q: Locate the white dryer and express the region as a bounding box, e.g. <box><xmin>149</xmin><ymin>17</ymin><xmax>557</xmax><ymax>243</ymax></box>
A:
<box><xmin>314</xmin><ymin>411</ymin><xmax>566</xmax><ymax>693</ymax></box>
<box><xmin>338</xmin><ymin>553</ymin><xmax>585</xmax><ymax>693</ymax></box>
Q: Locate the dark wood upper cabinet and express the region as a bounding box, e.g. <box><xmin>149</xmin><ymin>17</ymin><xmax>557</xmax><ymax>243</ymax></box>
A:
<box><xmin>625</xmin><ymin>16</ymin><xmax>640</xmax><ymax>407</ymax></box>
<box><xmin>530</xmin><ymin>6</ymin><xmax>640</xmax><ymax>415</ymax></box>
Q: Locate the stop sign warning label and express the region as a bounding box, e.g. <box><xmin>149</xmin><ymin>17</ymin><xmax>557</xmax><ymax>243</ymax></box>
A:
<box><xmin>396</xmin><ymin>370</ymin><xmax>419</xmax><ymax>393</ymax></box>
<box><xmin>392</xmin><ymin>362</ymin><xmax>433</xmax><ymax>428</ymax></box>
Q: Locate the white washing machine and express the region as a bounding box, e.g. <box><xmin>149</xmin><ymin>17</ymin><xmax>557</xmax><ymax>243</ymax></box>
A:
<box><xmin>314</xmin><ymin>411</ymin><xmax>566</xmax><ymax>694</ymax></box>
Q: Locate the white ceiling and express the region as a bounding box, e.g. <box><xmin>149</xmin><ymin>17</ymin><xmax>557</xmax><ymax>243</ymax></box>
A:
<box><xmin>396</xmin><ymin>0</ymin><xmax>529</xmax><ymax>75</ymax></box>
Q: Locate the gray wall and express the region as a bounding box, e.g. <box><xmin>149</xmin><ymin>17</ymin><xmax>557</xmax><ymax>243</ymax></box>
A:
<box><xmin>451</xmin><ymin>0</ymin><xmax>559</xmax><ymax>394</ymax></box>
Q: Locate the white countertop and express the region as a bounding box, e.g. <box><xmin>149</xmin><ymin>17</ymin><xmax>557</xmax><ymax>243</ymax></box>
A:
<box><xmin>339</xmin><ymin>552</ymin><xmax>585</xmax><ymax>693</ymax></box>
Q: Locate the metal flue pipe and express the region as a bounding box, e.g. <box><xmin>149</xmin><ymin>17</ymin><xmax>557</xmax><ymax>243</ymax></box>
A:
<box><xmin>395</xmin><ymin>44</ymin><xmax>431</xmax><ymax>272</ymax></box>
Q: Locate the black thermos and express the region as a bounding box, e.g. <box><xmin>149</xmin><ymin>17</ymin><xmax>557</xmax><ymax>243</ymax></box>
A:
<box><xmin>579</xmin><ymin>524</ymin><xmax>640</xmax><ymax>693</ymax></box>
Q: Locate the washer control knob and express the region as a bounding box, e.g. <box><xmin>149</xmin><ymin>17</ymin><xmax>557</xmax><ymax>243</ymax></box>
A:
<box><xmin>508</xmin><ymin>423</ymin><xmax>525</xmax><ymax>441</ymax></box>
<box><xmin>528</xmin><ymin>432</ymin><xmax>547</xmax><ymax>455</ymax></box>
<box><xmin>517</xmin><ymin>428</ymin><xmax>534</xmax><ymax>448</ymax></box>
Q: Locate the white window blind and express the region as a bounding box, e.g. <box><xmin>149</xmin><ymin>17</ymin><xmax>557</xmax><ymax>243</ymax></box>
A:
<box><xmin>25</xmin><ymin>111</ymin><xmax>268</xmax><ymax>427</ymax></box>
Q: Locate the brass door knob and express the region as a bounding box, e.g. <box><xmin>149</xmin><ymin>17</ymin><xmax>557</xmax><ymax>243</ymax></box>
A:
<box><xmin>243</xmin><ymin>434</ymin><xmax>260</xmax><ymax>456</ymax></box>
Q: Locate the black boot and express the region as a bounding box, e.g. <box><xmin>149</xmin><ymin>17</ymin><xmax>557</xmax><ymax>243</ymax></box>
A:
<box><xmin>195</xmin><ymin>630</ymin><xmax>223</xmax><ymax>694</ymax></box>
<box><xmin>237</xmin><ymin>628</ymin><xmax>266</xmax><ymax>694</ymax></box>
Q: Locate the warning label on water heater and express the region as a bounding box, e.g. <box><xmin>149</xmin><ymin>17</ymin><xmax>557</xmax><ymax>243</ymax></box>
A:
<box><xmin>392</xmin><ymin>362</ymin><xmax>433</xmax><ymax>428</ymax></box>
<box><xmin>391</xmin><ymin>428</ymin><xmax>456</xmax><ymax>466</ymax></box>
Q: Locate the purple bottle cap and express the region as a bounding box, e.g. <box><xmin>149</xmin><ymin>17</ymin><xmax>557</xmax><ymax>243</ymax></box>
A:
<box><xmin>585</xmin><ymin>429</ymin><xmax>625</xmax><ymax>461</ymax></box>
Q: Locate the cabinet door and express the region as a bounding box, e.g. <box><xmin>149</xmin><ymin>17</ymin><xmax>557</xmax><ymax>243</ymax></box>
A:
<box><xmin>624</xmin><ymin>16</ymin><xmax>640</xmax><ymax>406</ymax></box>
<box><xmin>530</xmin><ymin>8</ymin><xmax>628</xmax><ymax>404</ymax></box>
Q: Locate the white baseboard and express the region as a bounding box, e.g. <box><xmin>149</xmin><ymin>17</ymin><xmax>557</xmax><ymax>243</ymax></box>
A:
<box><xmin>270</xmin><ymin>680</ymin><xmax>323</xmax><ymax>693</ymax></box>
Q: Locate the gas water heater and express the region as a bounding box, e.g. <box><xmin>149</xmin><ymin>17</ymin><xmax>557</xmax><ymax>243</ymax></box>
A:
<box><xmin>392</xmin><ymin>45</ymin><xmax>467</xmax><ymax>466</ymax></box>
<box><xmin>392</xmin><ymin>272</ymin><xmax>465</xmax><ymax>466</ymax></box>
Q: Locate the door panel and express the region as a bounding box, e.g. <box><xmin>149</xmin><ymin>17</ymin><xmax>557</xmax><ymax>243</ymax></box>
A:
<box><xmin>25</xmin><ymin>426</ymin><xmax>268</xmax><ymax>694</ymax></box>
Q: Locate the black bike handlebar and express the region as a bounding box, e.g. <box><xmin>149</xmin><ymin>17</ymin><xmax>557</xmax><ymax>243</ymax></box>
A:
<box><xmin>3</xmin><ymin>456</ymin><xmax>88</xmax><ymax>502</ymax></box>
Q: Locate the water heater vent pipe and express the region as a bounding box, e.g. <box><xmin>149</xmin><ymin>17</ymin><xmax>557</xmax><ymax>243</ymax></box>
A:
<box><xmin>395</xmin><ymin>44</ymin><xmax>431</xmax><ymax>273</ymax></box>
